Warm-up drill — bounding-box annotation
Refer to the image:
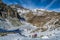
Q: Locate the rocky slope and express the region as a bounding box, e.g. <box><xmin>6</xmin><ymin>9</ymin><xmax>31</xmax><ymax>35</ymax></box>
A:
<box><xmin>0</xmin><ymin>0</ymin><xmax>24</xmax><ymax>30</ymax></box>
<box><xmin>25</xmin><ymin>9</ymin><xmax>60</xmax><ymax>32</ymax></box>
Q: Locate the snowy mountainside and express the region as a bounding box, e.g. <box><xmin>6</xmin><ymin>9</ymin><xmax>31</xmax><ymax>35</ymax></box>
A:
<box><xmin>0</xmin><ymin>0</ymin><xmax>60</xmax><ymax>40</ymax></box>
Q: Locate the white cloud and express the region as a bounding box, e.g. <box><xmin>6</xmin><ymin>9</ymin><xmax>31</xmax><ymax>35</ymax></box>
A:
<box><xmin>45</xmin><ymin>0</ymin><xmax>56</xmax><ymax>9</ymax></box>
<box><xmin>52</xmin><ymin>8</ymin><xmax>60</xmax><ymax>12</ymax></box>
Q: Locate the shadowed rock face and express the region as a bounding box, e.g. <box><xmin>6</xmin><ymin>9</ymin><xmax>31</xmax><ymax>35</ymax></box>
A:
<box><xmin>0</xmin><ymin>0</ymin><xmax>17</xmax><ymax>18</ymax></box>
<box><xmin>0</xmin><ymin>0</ymin><xmax>26</xmax><ymax>21</ymax></box>
<box><xmin>0</xmin><ymin>1</ymin><xmax>23</xmax><ymax>31</ymax></box>
<box><xmin>0</xmin><ymin>0</ymin><xmax>2</xmax><ymax>4</ymax></box>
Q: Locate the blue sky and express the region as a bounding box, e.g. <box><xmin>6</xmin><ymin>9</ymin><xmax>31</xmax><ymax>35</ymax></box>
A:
<box><xmin>2</xmin><ymin>0</ymin><xmax>60</xmax><ymax>12</ymax></box>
